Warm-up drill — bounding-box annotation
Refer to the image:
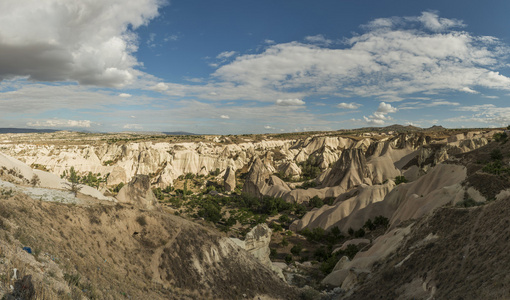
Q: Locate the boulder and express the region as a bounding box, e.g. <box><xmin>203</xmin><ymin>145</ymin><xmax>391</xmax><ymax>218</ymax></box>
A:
<box><xmin>116</xmin><ymin>175</ymin><xmax>159</xmax><ymax>210</ymax></box>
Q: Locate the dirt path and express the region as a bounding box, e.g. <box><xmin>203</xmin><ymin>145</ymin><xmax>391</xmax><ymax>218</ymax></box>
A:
<box><xmin>150</xmin><ymin>226</ymin><xmax>182</xmax><ymax>287</ymax></box>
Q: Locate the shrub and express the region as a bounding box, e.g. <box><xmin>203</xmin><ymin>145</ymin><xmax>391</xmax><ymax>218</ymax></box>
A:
<box><xmin>493</xmin><ymin>132</ymin><xmax>508</xmax><ymax>142</ymax></box>
<box><xmin>354</xmin><ymin>228</ymin><xmax>365</xmax><ymax>238</ymax></box>
<box><xmin>394</xmin><ymin>175</ymin><xmax>408</xmax><ymax>185</ymax></box>
<box><xmin>299</xmin><ymin>180</ymin><xmax>318</xmax><ymax>190</ymax></box>
<box><xmin>285</xmin><ymin>254</ymin><xmax>293</xmax><ymax>264</ymax></box>
<box><xmin>113</xmin><ymin>182</ymin><xmax>124</xmax><ymax>193</ymax></box>
<box><xmin>30</xmin><ymin>174</ymin><xmax>41</xmax><ymax>187</ymax></box>
<box><xmin>373</xmin><ymin>215</ymin><xmax>389</xmax><ymax>228</ymax></box>
<box><xmin>308</xmin><ymin>196</ymin><xmax>324</xmax><ymax>208</ymax></box>
<box><xmin>490</xmin><ymin>148</ymin><xmax>503</xmax><ymax>161</ymax></box>
<box><xmin>291</xmin><ymin>243</ymin><xmax>303</xmax><ymax>256</ymax></box>
<box><xmin>278</xmin><ymin>214</ymin><xmax>291</xmax><ymax>224</ymax></box>
<box><xmin>348</xmin><ymin>227</ymin><xmax>354</xmax><ymax>236</ymax></box>
<box><xmin>456</xmin><ymin>198</ymin><xmax>483</xmax><ymax>208</ymax></box>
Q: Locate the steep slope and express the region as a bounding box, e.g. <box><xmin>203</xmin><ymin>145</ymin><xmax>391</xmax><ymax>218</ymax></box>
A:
<box><xmin>0</xmin><ymin>192</ymin><xmax>297</xmax><ymax>299</ymax></box>
<box><xmin>344</xmin><ymin>196</ymin><xmax>510</xmax><ymax>299</ymax></box>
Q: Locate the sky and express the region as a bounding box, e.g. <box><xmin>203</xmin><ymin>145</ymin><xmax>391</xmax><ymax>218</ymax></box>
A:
<box><xmin>1</xmin><ymin>0</ymin><xmax>510</xmax><ymax>134</ymax></box>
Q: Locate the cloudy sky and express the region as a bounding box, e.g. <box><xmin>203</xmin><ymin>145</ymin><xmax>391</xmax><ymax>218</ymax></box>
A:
<box><xmin>1</xmin><ymin>0</ymin><xmax>510</xmax><ymax>134</ymax></box>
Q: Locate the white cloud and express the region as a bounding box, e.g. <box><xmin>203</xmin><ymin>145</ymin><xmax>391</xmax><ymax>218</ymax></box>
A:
<box><xmin>275</xmin><ymin>99</ymin><xmax>305</xmax><ymax>106</ymax></box>
<box><xmin>216</xmin><ymin>51</ymin><xmax>237</xmax><ymax>59</ymax></box>
<box><xmin>150</xmin><ymin>82</ymin><xmax>169</xmax><ymax>92</ymax></box>
<box><xmin>363</xmin><ymin>102</ymin><xmax>398</xmax><ymax>125</ymax></box>
<box><xmin>416</xmin><ymin>11</ymin><xmax>465</xmax><ymax>32</ymax></box>
<box><xmin>264</xmin><ymin>125</ymin><xmax>275</xmax><ymax>130</ymax></box>
<box><xmin>123</xmin><ymin>124</ymin><xmax>143</xmax><ymax>130</ymax></box>
<box><xmin>461</xmin><ymin>87</ymin><xmax>479</xmax><ymax>94</ymax></box>
<box><xmin>264</xmin><ymin>39</ymin><xmax>275</xmax><ymax>44</ymax></box>
<box><xmin>209</xmin><ymin>12</ymin><xmax>510</xmax><ymax>102</ymax></box>
<box><xmin>0</xmin><ymin>0</ymin><xmax>162</xmax><ymax>87</ymax></box>
<box><xmin>337</xmin><ymin>102</ymin><xmax>361</xmax><ymax>109</ymax></box>
<box><xmin>455</xmin><ymin>104</ymin><xmax>496</xmax><ymax>112</ymax></box>
<box><xmin>164</xmin><ymin>34</ymin><xmax>179</xmax><ymax>42</ymax></box>
<box><xmin>27</xmin><ymin>119</ymin><xmax>93</xmax><ymax>128</ymax></box>
<box><xmin>119</xmin><ymin>93</ymin><xmax>132</xmax><ymax>98</ymax></box>
<box><xmin>220</xmin><ymin>115</ymin><xmax>230</xmax><ymax>119</ymax></box>
<box><xmin>377</xmin><ymin>102</ymin><xmax>398</xmax><ymax>113</ymax></box>
<box><xmin>304</xmin><ymin>34</ymin><xmax>332</xmax><ymax>46</ymax></box>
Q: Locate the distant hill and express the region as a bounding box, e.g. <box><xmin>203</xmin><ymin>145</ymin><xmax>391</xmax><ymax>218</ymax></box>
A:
<box><xmin>0</xmin><ymin>128</ymin><xmax>59</xmax><ymax>134</ymax></box>
<box><xmin>162</xmin><ymin>131</ymin><xmax>199</xmax><ymax>136</ymax></box>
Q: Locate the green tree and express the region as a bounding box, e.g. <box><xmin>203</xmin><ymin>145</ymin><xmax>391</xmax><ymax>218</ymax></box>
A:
<box><xmin>64</xmin><ymin>167</ymin><xmax>83</xmax><ymax>196</ymax></box>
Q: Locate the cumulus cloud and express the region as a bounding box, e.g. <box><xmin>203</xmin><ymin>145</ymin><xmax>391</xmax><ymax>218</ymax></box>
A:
<box><xmin>363</xmin><ymin>102</ymin><xmax>398</xmax><ymax>125</ymax></box>
<box><xmin>377</xmin><ymin>102</ymin><xmax>398</xmax><ymax>113</ymax></box>
<box><xmin>275</xmin><ymin>99</ymin><xmax>305</xmax><ymax>106</ymax></box>
<box><xmin>0</xmin><ymin>0</ymin><xmax>162</xmax><ymax>87</ymax></box>
<box><xmin>337</xmin><ymin>102</ymin><xmax>361</xmax><ymax>109</ymax></box>
<box><xmin>220</xmin><ymin>115</ymin><xmax>230</xmax><ymax>119</ymax></box>
<box><xmin>119</xmin><ymin>93</ymin><xmax>132</xmax><ymax>98</ymax></box>
<box><xmin>211</xmin><ymin>12</ymin><xmax>510</xmax><ymax>102</ymax></box>
<box><xmin>27</xmin><ymin>119</ymin><xmax>93</xmax><ymax>128</ymax></box>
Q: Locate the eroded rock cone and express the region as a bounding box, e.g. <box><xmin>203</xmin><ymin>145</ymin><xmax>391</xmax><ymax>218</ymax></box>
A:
<box><xmin>320</xmin><ymin>149</ymin><xmax>371</xmax><ymax>189</ymax></box>
<box><xmin>242</xmin><ymin>157</ymin><xmax>271</xmax><ymax>198</ymax></box>
<box><xmin>223</xmin><ymin>166</ymin><xmax>236</xmax><ymax>192</ymax></box>
<box><xmin>116</xmin><ymin>174</ymin><xmax>159</xmax><ymax>210</ymax></box>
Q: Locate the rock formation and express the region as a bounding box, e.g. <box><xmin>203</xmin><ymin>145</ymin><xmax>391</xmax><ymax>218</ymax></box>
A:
<box><xmin>116</xmin><ymin>175</ymin><xmax>159</xmax><ymax>210</ymax></box>
<box><xmin>231</xmin><ymin>224</ymin><xmax>285</xmax><ymax>281</ymax></box>
<box><xmin>223</xmin><ymin>166</ymin><xmax>236</xmax><ymax>192</ymax></box>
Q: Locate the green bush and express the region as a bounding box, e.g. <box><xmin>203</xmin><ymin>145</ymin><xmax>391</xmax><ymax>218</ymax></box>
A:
<box><xmin>299</xmin><ymin>180</ymin><xmax>318</xmax><ymax>190</ymax></box>
<box><xmin>493</xmin><ymin>132</ymin><xmax>508</xmax><ymax>142</ymax></box>
<box><xmin>308</xmin><ymin>196</ymin><xmax>324</xmax><ymax>208</ymax></box>
<box><xmin>490</xmin><ymin>148</ymin><xmax>503</xmax><ymax>160</ymax></box>
<box><xmin>456</xmin><ymin>198</ymin><xmax>483</xmax><ymax>208</ymax></box>
<box><xmin>285</xmin><ymin>254</ymin><xmax>293</xmax><ymax>264</ymax></box>
<box><xmin>113</xmin><ymin>182</ymin><xmax>124</xmax><ymax>193</ymax></box>
<box><xmin>354</xmin><ymin>228</ymin><xmax>365</xmax><ymax>238</ymax></box>
<box><xmin>394</xmin><ymin>175</ymin><xmax>408</xmax><ymax>185</ymax></box>
<box><xmin>291</xmin><ymin>243</ymin><xmax>303</xmax><ymax>256</ymax></box>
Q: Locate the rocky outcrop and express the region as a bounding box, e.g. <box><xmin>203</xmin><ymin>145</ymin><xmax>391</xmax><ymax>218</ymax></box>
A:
<box><xmin>242</xmin><ymin>158</ymin><xmax>291</xmax><ymax>199</ymax></box>
<box><xmin>116</xmin><ymin>175</ymin><xmax>159</xmax><ymax>210</ymax></box>
<box><xmin>223</xmin><ymin>166</ymin><xmax>236</xmax><ymax>192</ymax></box>
<box><xmin>231</xmin><ymin>224</ymin><xmax>285</xmax><ymax>281</ymax></box>
<box><xmin>320</xmin><ymin>149</ymin><xmax>371</xmax><ymax>189</ymax></box>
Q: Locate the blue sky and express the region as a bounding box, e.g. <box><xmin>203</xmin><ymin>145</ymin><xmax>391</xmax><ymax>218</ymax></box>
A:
<box><xmin>1</xmin><ymin>0</ymin><xmax>510</xmax><ymax>134</ymax></box>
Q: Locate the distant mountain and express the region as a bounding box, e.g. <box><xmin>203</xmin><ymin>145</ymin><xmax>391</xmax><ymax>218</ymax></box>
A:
<box><xmin>0</xmin><ymin>128</ymin><xmax>59</xmax><ymax>134</ymax></box>
<box><xmin>344</xmin><ymin>124</ymin><xmax>423</xmax><ymax>133</ymax></box>
<box><xmin>162</xmin><ymin>131</ymin><xmax>199</xmax><ymax>136</ymax></box>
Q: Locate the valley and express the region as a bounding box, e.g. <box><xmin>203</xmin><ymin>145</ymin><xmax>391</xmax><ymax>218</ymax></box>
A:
<box><xmin>0</xmin><ymin>126</ymin><xmax>509</xmax><ymax>299</ymax></box>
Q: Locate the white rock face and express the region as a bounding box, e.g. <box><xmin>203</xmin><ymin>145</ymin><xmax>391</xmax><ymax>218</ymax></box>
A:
<box><xmin>230</xmin><ymin>224</ymin><xmax>285</xmax><ymax>281</ymax></box>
